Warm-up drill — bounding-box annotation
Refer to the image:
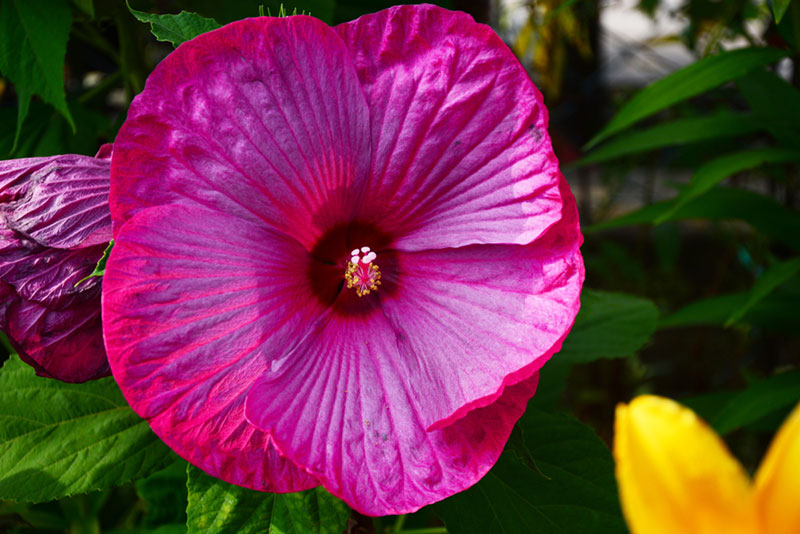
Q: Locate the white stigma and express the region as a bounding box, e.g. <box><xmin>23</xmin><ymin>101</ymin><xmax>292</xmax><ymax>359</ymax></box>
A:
<box><xmin>350</xmin><ymin>246</ymin><xmax>377</xmax><ymax>265</ymax></box>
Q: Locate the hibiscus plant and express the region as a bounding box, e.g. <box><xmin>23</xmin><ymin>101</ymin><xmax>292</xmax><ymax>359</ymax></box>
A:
<box><xmin>0</xmin><ymin>1</ymin><xmax>798</xmax><ymax>533</ymax></box>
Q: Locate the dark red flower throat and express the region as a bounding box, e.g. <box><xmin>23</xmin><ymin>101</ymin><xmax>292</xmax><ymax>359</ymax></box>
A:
<box><xmin>307</xmin><ymin>222</ymin><xmax>396</xmax><ymax>308</ymax></box>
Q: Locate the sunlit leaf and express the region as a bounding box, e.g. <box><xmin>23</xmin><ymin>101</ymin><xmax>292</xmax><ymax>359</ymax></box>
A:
<box><xmin>773</xmin><ymin>0</ymin><xmax>792</xmax><ymax>23</ymax></box>
<box><xmin>76</xmin><ymin>240</ymin><xmax>114</xmax><ymax>287</ymax></box>
<box><xmin>559</xmin><ymin>290</ymin><xmax>658</xmax><ymax>363</ymax></box>
<box><xmin>437</xmin><ymin>410</ymin><xmax>626</xmax><ymax>534</ymax></box>
<box><xmin>0</xmin><ymin>0</ymin><xmax>75</xmax><ymax>149</ymax></box>
<box><xmin>656</xmin><ymin>147</ymin><xmax>800</xmax><ymax>222</ymax></box>
<box><xmin>578</xmin><ymin>112</ymin><xmax>762</xmax><ymax>165</ymax></box>
<box><xmin>127</xmin><ymin>4</ymin><xmax>221</xmax><ymax>48</ymax></box>
<box><xmin>586</xmin><ymin>47</ymin><xmax>788</xmax><ymax>149</ymax></box>
<box><xmin>186</xmin><ymin>465</ymin><xmax>349</xmax><ymax>534</ymax></box>
<box><xmin>72</xmin><ymin>0</ymin><xmax>94</xmax><ymax>18</ymax></box>
<box><xmin>0</xmin><ymin>356</ymin><xmax>172</xmax><ymax>502</ymax></box>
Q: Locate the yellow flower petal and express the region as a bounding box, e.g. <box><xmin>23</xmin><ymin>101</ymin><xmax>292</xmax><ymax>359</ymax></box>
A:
<box><xmin>754</xmin><ymin>402</ymin><xmax>800</xmax><ymax>534</ymax></box>
<box><xmin>614</xmin><ymin>395</ymin><xmax>757</xmax><ymax>534</ymax></box>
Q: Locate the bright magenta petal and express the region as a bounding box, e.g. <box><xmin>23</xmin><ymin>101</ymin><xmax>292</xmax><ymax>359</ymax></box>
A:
<box><xmin>111</xmin><ymin>16</ymin><xmax>370</xmax><ymax>250</ymax></box>
<box><xmin>335</xmin><ymin>5</ymin><xmax>562</xmax><ymax>250</ymax></box>
<box><xmin>378</xmin><ymin>179</ymin><xmax>582</xmax><ymax>431</ymax></box>
<box><xmin>244</xmin><ymin>302</ymin><xmax>539</xmax><ymax>515</ymax></box>
<box><xmin>103</xmin><ymin>204</ymin><xmax>325</xmax><ymax>492</ymax></box>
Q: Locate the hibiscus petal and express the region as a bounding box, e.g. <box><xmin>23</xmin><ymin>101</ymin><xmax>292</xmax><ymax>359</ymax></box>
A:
<box><xmin>0</xmin><ymin>158</ymin><xmax>38</xmax><ymax>201</ymax></box>
<box><xmin>0</xmin><ymin>280</ymin><xmax>17</xmax><ymax>331</ymax></box>
<box><xmin>0</xmin><ymin>221</ymin><xmax>108</xmax><ymax>381</ymax></box>
<box><xmin>336</xmin><ymin>4</ymin><xmax>562</xmax><ymax>250</ymax></box>
<box><xmin>0</xmin><ymin>224</ymin><xmax>104</xmax><ymax>307</ymax></box>
<box><xmin>0</xmin><ymin>154</ymin><xmax>112</xmax><ymax>249</ymax></box>
<box><xmin>111</xmin><ymin>16</ymin><xmax>371</xmax><ymax>250</ymax></box>
<box><xmin>356</xmin><ymin>172</ymin><xmax>578</xmax><ymax>431</ymax></box>
<box><xmin>5</xmin><ymin>293</ymin><xmax>109</xmax><ymax>382</ymax></box>
<box><xmin>103</xmin><ymin>204</ymin><xmax>327</xmax><ymax>492</ymax></box>
<box><xmin>377</xmin><ymin>226</ymin><xmax>582</xmax><ymax>431</ymax></box>
<box><xmin>0</xmin><ymin>153</ymin><xmax>112</xmax><ymax>382</ymax></box>
<box><xmin>245</xmin><ymin>302</ymin><xmax>539</xmax><ymax>515</ymax></box>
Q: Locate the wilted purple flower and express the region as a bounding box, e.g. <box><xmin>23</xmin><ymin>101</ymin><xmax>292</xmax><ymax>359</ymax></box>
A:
<box><xmin>0</xmin><ymin>145</ymin><xmax>112</xmax><ymax>382</ymax></box>
<box><xmin>102</xmin><ymin>5</ymin><xmax>584</xmax><ymax>515</ymax></box>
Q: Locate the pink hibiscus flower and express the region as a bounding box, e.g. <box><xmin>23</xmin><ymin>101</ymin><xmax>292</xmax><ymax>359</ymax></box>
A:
<box><xmin>102</xmin><ymin>5</ymin><xmax>584</xmax><ymax>515</ymax></box>
<box><xmin>0</xmin><ymin>145</ymin><xmax>112</xmax><ymax>382</ymax></box>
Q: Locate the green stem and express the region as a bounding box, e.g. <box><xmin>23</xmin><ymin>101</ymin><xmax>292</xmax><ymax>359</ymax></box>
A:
<box><xmin>393</xmin><ymin>514</ymin><xmax>407</xmax><ymax>533</ymax></box>
<box><xmin>112</xmin><ymin>6</ymin><xmax>147</xmax><ymax>102</ymax></box>
<box><xmin>398</xmin><ymin>529</ymin><xmax>448</xmax><ymax>534</ymax></box>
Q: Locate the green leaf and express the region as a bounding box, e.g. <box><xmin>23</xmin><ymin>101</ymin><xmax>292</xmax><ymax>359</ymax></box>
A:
<box><xmin>659</xmin><ymin>278</ymin><xmax>800</xmax><ymax>331</ymax></box>
<box><xmin>152</xmin><ymin>526</ymin><xmax>188</xmax><ymax>534</ymax></box>
<box><xmin>127</xmin><ymin>4</ymin><xmax>221</xmax><ymax>48</ymax></box>
<box><xmin>76</xmin><ymin>240</ymin><xmax>114</xmax><ymax>287</ymax></box>
<box><xmin>72</xmin><ymin>0</ymin><xmax>94</xmax><ymax>18</ymax></box>
<box><xmin>586</xmin><ymin>47</ymin><xmax>788</xmax><ymax>149</ymax></box>
<box><xmin>777</xmin><ymin>0</ymin><xmax>800</xmax><ymax>50</ymax></box>
<box><xmin>0</xmin><ymin>0</ymin><xmax>75</xmax><ymax>147</ymax></box>
<box><xmin>680</xmin><ymin>390</ymin><xmax>738</xmax><ymax>425</ymax></box>
<box><xmin>437</xmin><ymin>410</ymin><xmax>626</xmax><ymax>534</ymax></box>
<box><xmin>531</xmin><ymin>290</ymin><xmax>658</xmax><ymax>409</ymax></box>
<box><xmin>528</xmin><ymin>360</ymin><xmax>572</xmax><ymax>410</ymax></box>
<box><xmin>738</xmin><ymin>69</ymin><xmax>800</xmax><ymax>147</ymax></box>
<box><xmin>587</xmin><ymin>187</ymin><xmax>800</xmax><ymax>252</ymax></box>
<box><xmin>558</xmin><ymin>290</ymin><xmax>658</xmax><ymax>364</ymax></box>
<box><xmin>543</xmin><ymin>0</ymin><xmax>581</xmax><ymax>23</ymax></box>
<box><xmin>186</xmin><ymin>465</ymin><xmax>349</xmax><ymax>534</ymax></box>
<box><xmin>711</xmin><ymin>371</ymin><xmax>800</xmax><ymax>434</ymax></box>
<box><xmin>773</xmin><ymin>0</ymin><xmax>792</xmax><ymax>23</ymax></box>
<box><xmin>725</xmin><ymin>257</ymin><xmax>800</xmax><ymax>326</ymax></box>
<box><xmin>656</xmin><ymin>147</ymin><xmax>800</xmax><ymax>223</ymax></box>
<box><xmin>136</xmin><ymin>460</ymin><xmax>189</xmax><ymax>528</ymax></box>
<box><xmin>0</xmin><ymin>355</ymin><xmax>172</xmax><ymax>502</ymax></box>
<box><xmin>659</xmin><ymin>292</ymin><xmax>748</xmax><ymax>329</ymax></box>
<box><xmin>0</xmin><ymin>99</ymin><xmax>112</xmax><ymax>158</ymax></box>
<box><xmin>578</xmin><ymin>112</ymin><xmax>762</xmax><ymax>165</ymax></box>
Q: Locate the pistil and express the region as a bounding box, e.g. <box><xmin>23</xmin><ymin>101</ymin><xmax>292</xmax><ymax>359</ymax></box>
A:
<box><xmin>345</xmin><ymin>246</ymin><xmax>381</xmax><ymax>297</ymax></box>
